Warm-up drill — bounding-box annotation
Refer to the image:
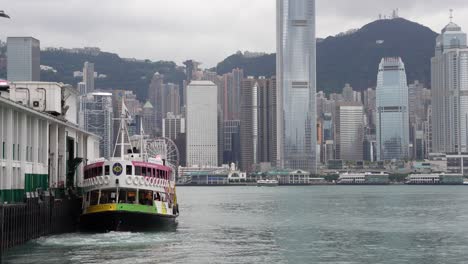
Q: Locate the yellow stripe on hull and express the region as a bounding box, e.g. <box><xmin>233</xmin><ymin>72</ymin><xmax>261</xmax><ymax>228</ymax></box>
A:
<box><xmin>84</xmin><ymin>204</ymin><xmax>117</xmax><ymax>214</ymax></box>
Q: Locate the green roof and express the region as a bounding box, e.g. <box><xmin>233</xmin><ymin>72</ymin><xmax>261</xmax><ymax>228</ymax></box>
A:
<box><xmin>143</xmin><ymin>101</ymin><xmax>154</xmax><ymax>109</ymax></box>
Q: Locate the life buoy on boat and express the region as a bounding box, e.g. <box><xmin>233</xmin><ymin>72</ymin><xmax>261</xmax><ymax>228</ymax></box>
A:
<box><xmin>93</xmin><ymin>178</ymin><xmax>98</xmax><ymax>185</ymax></box>
<box><xmin>98</xmin><ymin>177</ymin><xmax>104</xmax><ymax>185</ymax></box>
<box><xmin>139</xmin><ymin>177</ymin><xmax>145</xmax><ymax>186</ymax></box>
<box><xmin>104</xmin><ymin>176</ymin><xmax>110</xmax><ymax>185</ymax></box>
<box><xmin>144</xmin><ymin>177</ymin><xmax>150</xmax><ymax>186</ymax></box>
<box><xmin>133</xmin><ymin>177</ymin><xmax>139</xmax><ymax>186</ymax></box>
<box><xmin>126</xmin><ymin>176</ymin><xmax>132</xmax><ymax>185</ymax></box>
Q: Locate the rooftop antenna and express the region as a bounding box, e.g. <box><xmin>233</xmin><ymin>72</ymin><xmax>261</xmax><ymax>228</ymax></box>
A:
<box><xmin>450</xmin><ymin>9</ymin><xmax>454</xmax><ymax>23</ymax></box>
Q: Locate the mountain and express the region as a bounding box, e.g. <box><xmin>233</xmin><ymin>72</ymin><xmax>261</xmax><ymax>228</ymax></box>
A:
<box><xmin>215</xmin><ymin>18</ymin><xmax>438</xmax><ymax>93</ymax></box>
<box><xmin>0</xmin><ymin>46</ymin><xmax>186</xmax><ymax>101</ymax></box>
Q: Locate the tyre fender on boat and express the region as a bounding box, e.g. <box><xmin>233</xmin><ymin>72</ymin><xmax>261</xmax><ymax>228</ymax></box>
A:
<box><xmin>126</xmin><ymin>176</ymin><xmax>132</xmax><ymax>185</ymax></box>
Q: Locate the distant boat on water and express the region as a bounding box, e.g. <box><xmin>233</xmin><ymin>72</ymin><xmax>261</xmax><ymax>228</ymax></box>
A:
<box><xmin>257</xmin><ymin>179</ymin><xmax>279</xmax><ymax>187</ymax></box>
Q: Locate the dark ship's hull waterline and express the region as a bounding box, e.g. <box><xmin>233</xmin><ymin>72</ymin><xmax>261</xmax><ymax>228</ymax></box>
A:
<box><xmin>80</xmin><ymin>211</ymin><xmax>178</xmax><ymax>232</ymax></box>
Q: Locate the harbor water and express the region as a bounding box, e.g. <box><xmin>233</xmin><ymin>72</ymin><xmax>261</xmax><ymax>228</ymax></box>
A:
<box><xmin>3</xmin><ymin>186</ymin><xmax>468</xmax><ymax>263</ymax></box>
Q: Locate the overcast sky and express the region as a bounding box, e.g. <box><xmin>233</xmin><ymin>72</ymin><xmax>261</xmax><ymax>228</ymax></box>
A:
<box><xmin>1</xmin><ymin>0</ymin><xmax>467</xmax><ymax>67</ymax></box>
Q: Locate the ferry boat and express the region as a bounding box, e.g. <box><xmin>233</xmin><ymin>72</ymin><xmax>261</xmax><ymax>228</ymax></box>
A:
<box><xmin>80</xmin><ymin>101</ymin><xmax>179</xmax><ymax>231</ymax></box>
<box><xmin>257</xmin><ymin>179</ymin><xmax>279</xmax><ymax>187</ymax></box>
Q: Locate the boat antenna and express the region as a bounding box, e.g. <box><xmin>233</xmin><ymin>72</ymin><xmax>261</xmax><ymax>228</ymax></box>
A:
<box><xmin>112</xmin><ymin>98</ymin><xmax>133</xmax><ymax>158</ymax></box>
<box><xmin>450</xmin><ymin>9</ymin><xmax>454</xmax><ymax>23</ymax></box>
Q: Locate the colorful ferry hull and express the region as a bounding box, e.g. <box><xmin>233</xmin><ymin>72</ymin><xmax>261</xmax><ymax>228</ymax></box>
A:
<box><xmin>80</xmin><ymin>204</ymin><xmax>177</xmax><ymax>231</ymax></box>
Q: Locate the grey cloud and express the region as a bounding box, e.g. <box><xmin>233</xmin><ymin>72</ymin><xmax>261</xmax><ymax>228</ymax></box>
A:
<box><xmin>1</xmin><ymin>0</ymin><xmax>467</xmax><ymax>67</ymax></box>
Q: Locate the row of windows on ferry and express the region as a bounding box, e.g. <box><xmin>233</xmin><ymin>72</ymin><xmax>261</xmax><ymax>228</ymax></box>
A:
<box><xmin>84</xmin><ymin>165</ymin><xmax>171</xmax><ymax>180</ymax></box>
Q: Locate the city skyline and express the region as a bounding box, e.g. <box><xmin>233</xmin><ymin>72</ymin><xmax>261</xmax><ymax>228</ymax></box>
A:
<box><xmin>2</xmin><ymin>1</ymin><xmax>468</xmax><ymax>66</ymax></box>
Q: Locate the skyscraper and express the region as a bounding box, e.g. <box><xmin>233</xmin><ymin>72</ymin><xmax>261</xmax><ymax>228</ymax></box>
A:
<box><xmin>83</xmin><ymin>92</ymin><xmax>113</xmax><ymax>159</ymax></box>
<box><xmin>83</xmin><ymin>62</ymin><xmax>95</xmax><ymax>93</ymax></box>
<box><xmin>335</xmin><ymin>102</ymin><xmax>364</xmax><ymax>161</ymax></box>
<box><xmin>162</xmin><ymin>113</ymin><xmax>185</xmax><ymax>140</ymax></box>
<box><xmin>277</xmin><ymin>0</ymin><xmax>317</xmax><ymax>173</ymax></box>
<box><xmin>240</xmin><ymin>78</ymin><xmax>257</xmax><ymax>172</ymax></box>
<box><xmin>7</xmin><ymin>37</ymin><xmax>40</xmax><ymax>82</ymax></box>
<box><xmin>186</xmin><ymin>81</ymin><xmax>218</xmax><ymax>167</ymax></box>
<box><xmin>376</xmin><ymin>57</ymin><xmax>409</xmax><ymax>161</ymax></box>
<box><xmin>431</xmin><ymin>18</ymin><xmax>468</xmax><ymax>154</ymax></box>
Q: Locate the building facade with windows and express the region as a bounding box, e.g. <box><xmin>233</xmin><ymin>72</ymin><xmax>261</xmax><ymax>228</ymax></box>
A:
<box><xmin>431</xmin><ymin>20</ymin><xmax>468</xmax><ymax>154</ymax></box>
<box><xmin>186</xmin><ymin>81</ymin><xmax>218</xmax><ymax>167</ymax></box>
<box><xmin>7</xmin><ymin>37</ymin><xmax>40</xmax><ymax>82</ymax></box>
<box><xmin>376</xmin><ymin>57</ymin><xmax>410</xmax><ymax>161</ymax></box>
<box><xmin>277</xmin><ymin>0</ymin><xmax>317</xmax><ymax>173</ymax></box>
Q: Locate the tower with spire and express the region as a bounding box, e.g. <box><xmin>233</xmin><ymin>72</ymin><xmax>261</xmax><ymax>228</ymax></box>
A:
<box><xmin>431</xmin><ymin>10</ymin><xmax>468</xmax><ymax>154</ymax></box>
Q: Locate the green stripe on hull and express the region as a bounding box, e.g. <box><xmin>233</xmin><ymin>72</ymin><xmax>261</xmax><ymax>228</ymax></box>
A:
<box><xmin>117</xmin><ymin>204</ymin><xmax>158</xmax><ymax>214</ymax></box>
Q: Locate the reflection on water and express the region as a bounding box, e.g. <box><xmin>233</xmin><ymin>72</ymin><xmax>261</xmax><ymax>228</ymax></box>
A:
<box><xmin>4</xmin><ymin>186</ymin><xmax>468</xmax><ymax>264</ymax></box>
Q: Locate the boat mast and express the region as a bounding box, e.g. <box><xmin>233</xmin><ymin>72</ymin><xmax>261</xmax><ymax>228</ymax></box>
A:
<box><xmin>112</xmin><ymin>99</ymin><xmax>133</xmax><ymax>158</ymax></box>
<box><xmin>140</xmin><ymin>122</ymin><xmax>146</xmax><ymax>161</ymax></box>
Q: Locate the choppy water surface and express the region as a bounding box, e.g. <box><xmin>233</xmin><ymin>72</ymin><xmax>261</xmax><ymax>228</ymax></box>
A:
<box><xmin>4</xmin><ymin>186</ymin><xmax>468</xmax><ymax>263</ymax></box>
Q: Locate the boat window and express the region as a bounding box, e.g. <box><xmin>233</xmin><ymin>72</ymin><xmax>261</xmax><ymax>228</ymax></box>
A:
<box><xmin>98</xmin><ymin>166</ymin><xmax>103</xmax><ymax>176</ymax></box>
<box><xmin>90</xmin><ymin>190</ymin><xmax>99</xmax><ymax>206</ymax></box>
<box><xmin>139</xmin><ymin>190</ymin><xmax>153</xmax><ymax>205</ymax></box>
<box><xmin>135</xmin><ymin>166</ymin><xmax>142</xmax><ymax>176</ymax></box>
<box><xmin>105</xmin><ymin>165</ymin><xmax>110</xmax><ymax>176</ymax></box>
<box><xmin>142</xmin><ymin>167</ymin><xmax>146</xmax><ymax>176</ymax></box>
<box><xmin>126</xmin><ymin>165</ymin><xmax>132</xmax><ymax>175</ymax></box>
<box><xmin>152</xmin><ymin>168</ymin><xmax>156</xmax><ymax>178</ymax></box>
<box><xmin>146</xmin><ymin>168</ymin><xmax>151</xmax><ymax>177</ymax></box>
<box><xmin>119</xmin><ymin>190</ymin><xmax>127</xmax><ymax>203</ymax></box>
<box><xmin>127</xmin><ymin>191</ymin><xmax>136</xmax><ymax>204</ymax></box>
<box><xmin>154</xmin><ymin>192</ymin><xmax>161</xmax><ymax>201</ymax></box>
<box><xmin>100</xmin><ymin>190</ymin><xmax>116</xmax><ymax>204</ymax></box>
<box><xmin>157</xmin><ymin>169</ymin><xmax>162</xmax><ymax>178</ymax></box>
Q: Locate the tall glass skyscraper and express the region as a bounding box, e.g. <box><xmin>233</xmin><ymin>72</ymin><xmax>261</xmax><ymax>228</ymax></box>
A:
<box><xmin>376</xmin><ymin>57</ymin><xmax>409</xmax><ymax>161</ymax></box>
<box><xmin>431</xmin><ymin>19</ymin><xmax>468</xmax><ymax>154</ymax></box>
<box><xmin>276</xmin><ymin>0</ymin><xmax>317</xmax><ymax>173</ymax></box>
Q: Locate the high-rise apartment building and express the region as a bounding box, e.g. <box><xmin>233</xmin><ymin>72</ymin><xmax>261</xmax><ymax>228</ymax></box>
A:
<box><xmin>431</xmin><ymin>19</ymin><xmax>468</xmax><ymax>153</ymax></box>
<box><xmin>223</xmin><ymin>120</ymin><xmax>241</xmax><ymax>165</ymax></box>
<box><xmin>240</xmin><ymin>78</ymin><xmax>257</xmax><ymax>172</ymax></box>
<box><xmin>83</xmin><ymin>62</ymin><xmax>95</xmax><ymax>93</ymax></box>
<box><xmin>7</xmin><ymin>37</ymin><xmax>40</xmax><ymax>82</ymax></box>
<box><xmin>163</xmin><ymin>113</ymin><xmax>185</xmax><ymax>140</ymax></box>
<box><xmin>83</xmin><ymin>92</ymin><xmax>113</xmax><ymax>159</ymax></box>
<box><xmin>277</xmin><ymin>0</ymin><xmax>317</xmax><ymax>172</ymax></box>
<box><xmin>335</xmin><ymin>103</ymin><xmax>364</xmax><ymax>161</ymax></box>
<box><xmin>222</xmin><ymin>68</ymin><xmax>244</xmax><ymax>121</ymax></box>
<box><xmin>186</xmin><ymin>81</ymin><xmax>218</xmax><ymax>167</ymax></box>
<box><xmin>78</xmin><ymin>82</ymin><xmax>86</xmax><ymax>95</ymax></box>
<box><xmin>376</xmin><ymin>57</ymin><xmax>409</xmax><ymax>160</ymax></box>
<box><xmin>142</xmin><ymin>101</ymin><xmax>156</xmax><ymax>137</ymax></box>
<box><xmin>257</xmin><ymin>77</ymin><xmax>276</xmax><ymax>164</ymax></box>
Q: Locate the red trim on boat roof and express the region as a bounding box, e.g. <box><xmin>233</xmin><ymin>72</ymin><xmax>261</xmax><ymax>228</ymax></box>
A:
<box><xmin>132</xmin><ymin>161</ymin><xmax>172</xmax><ymax>172</ymax></box>
<box><xmin>84</xmin><ymin>162</ymin><xmax>105</xmax><ymax>169</ymax></box>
